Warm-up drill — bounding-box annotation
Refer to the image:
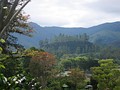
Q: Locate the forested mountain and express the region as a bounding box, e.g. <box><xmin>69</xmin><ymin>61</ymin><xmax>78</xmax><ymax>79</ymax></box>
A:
<box><xmin>40</xmin><ymin>33</ymin><xmax>99</xmax><ymax>57</ymax></box>
<box><xmin>15</xmin><ymin>21</ymin><xmax>120</xmax><ymax>48</ymax></box>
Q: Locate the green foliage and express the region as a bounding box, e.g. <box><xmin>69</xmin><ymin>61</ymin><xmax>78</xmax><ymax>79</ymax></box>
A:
<box><xmin>0</xmin><ymin>39</ymin><xmax>5</xmax><ymax>53</ymax></box>
<box><xmin>0</xmin><ymin>64</ymin><xmax>5</xmax><ymax>69</ymax></box>
<box><xmin>61</xmin><ymin>56</ymin><xmax>99</xmax><ymax>71</ymax></box>
<box><xmin>113</xmin><ymin>86</ymin><xmax>120</xmax><ymax>90</ymax></box>
<box><xmin>47</xmin><ymin>68</ymin><xmax>86</xmax><ymax>90</ymax></box>
<box><xmin>68</xmin><ymin>68</ymin><xmax>86</xmax><ymax>89</ymax></box>
<box><xmin>91</xmin><ymin>59</ymin><xmax>120</xmax><ymax>90</ymax></box>
<box><xmin>0</xmin><ymin>52</ymin><xmax>42</xmax><ymax>89</ymax></box>
<box><xmin>47</xmin><ymin>80</ymin><xmax>61</xmax><ymax>90</ymax></box>
<box><xmin>0</xmin><ymin>39</ymin><xmax>5</xmax><ymax>43</ymax></box>
<box><xmin>0</xmin><ymin>45</ymin><xmax>41</xmax><ymax>89</ymax></box>
<box><xmin>0</xmin><ymin>56</ymin><xmax>23</xmax><ymax>77</ymax></box>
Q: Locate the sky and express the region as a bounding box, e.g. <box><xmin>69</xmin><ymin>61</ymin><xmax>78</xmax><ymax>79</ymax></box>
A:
<box><xmin>23</xmin><ymin>0</ymin><xmax>120</xmax><ymax>27</ymax></box>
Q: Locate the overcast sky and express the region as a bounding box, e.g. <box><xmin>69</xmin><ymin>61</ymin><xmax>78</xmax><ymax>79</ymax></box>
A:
<box><xmin>23</xmin><ymin>0</ymin><xmax>120</xmax><ymax>27</ymax></box>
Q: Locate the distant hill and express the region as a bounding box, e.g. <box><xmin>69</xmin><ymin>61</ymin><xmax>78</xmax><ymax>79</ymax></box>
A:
<box><xmin>15</xmin><ymin>21</ymin><xmax>120</xmax><ymax>48</ymax></box>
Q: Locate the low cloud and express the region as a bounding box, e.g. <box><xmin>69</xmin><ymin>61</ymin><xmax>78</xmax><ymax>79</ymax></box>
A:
<box><xmin>86</xmin><ymin>0</ymin><xmax>120</xmax><ymax>14</ymax></box>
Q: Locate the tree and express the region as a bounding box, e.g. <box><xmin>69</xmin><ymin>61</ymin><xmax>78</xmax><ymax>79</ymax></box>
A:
<box><xmin>28</xmin><ymin>50</ymin><xmax>56</xmax><ymax>88</ymax></box>
<box><xmin>0</xmin><ymin>0</ymin><xmax>31</xmax><ymax>37</ymax></box>
<box><xmin>61</xmin><ymin>56</ymin><xmax>99</xmax><ymax>71</ymax></box>
<box><xmin>67</xmin><ymin>68</ymin><xmax>86</xmax><ymax>90</ymax></box>
<box><xmin>91</xmin><ymin>59</ymin><xmax>120</xmax><ymax>90</ymax></box>
<box><xmin>0</xmin><ymin>46</ymin><xmax>42</xmax><ymax>89</ymax></box>
<box><xmin>0</xmin><ymin>0</ymin><xmax>31</xmax><ymax>53</ymax></box>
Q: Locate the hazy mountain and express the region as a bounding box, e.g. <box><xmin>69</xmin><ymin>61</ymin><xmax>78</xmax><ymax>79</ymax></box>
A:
<box><xmin>15</xmin><ymin>21</ymin><xmax>120</xmax><ymax>48</ymax></box>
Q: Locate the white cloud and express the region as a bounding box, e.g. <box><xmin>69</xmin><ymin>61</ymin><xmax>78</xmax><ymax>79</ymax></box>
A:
<box><xmin>24</xmin><ymin>0</ymin><xmax>120</xmax><ymax>27</ymax></box>
<box><xmin>86</xmin><ymin>0</ymin><xmax>120</xmax><ymax>14</ymax></box>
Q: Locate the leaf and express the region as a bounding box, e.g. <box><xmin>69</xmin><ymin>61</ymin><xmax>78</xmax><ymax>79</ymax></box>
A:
<box><xmin>0</xmin><ymin>64</ymin><xmax>5</xmax><ymax>69</ymax></box>
<box><xmin>0</xmin><ymin>47</ymin><xmax>3</xmax><ymax>52</ymax></box>
<box><xmin>0</xmin><ymin>39</ymin><xmax>5</xmax><ymax>43</ymax></box>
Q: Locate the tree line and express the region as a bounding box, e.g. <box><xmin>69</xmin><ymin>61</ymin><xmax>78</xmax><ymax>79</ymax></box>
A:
<box><xmin>39</xmin><ymin>33</ymin><xmax>99</xmax><ymax>57</ymax></box>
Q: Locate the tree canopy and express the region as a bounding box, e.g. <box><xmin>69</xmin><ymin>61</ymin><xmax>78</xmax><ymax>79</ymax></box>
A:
<box><xmin>91</xmin><ymin>59</ymin><xmax>120</xmax><ymax>90</ymax></box>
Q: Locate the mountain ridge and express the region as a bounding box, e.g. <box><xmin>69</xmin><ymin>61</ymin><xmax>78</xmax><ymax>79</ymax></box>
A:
<box><xmin>15</xmin><ymin>21</ymin><xmax>120</xmax><ymax>48</ymax></box>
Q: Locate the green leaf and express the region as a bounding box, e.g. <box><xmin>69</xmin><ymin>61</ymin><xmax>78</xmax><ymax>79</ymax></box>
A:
<box><xmin>0</xmin><ymin>64</ymin><xmax>5</xmax><ymax>69</ymax></box>
<box><xmin>0</xmin><ymin>39</ymin><xmax>5</xmax><ymax>43</ymax></box>
<box><xmin>0</xmin><ymin>47</ymin><xmax>3</xmax><ymax>52</ymax></box>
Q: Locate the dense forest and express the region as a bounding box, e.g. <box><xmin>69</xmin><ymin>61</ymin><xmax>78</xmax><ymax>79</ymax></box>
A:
<box><xmin>40</xmin><ymin>33</ymin><xmax>99</xmax><ymax>57</ymax></box>
<box><xmin>0</xmin><ymin>0</ymin><xmax>120</xmax><ymax>90</ymax></box>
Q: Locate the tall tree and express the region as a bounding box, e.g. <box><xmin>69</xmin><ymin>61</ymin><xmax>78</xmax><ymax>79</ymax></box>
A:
<box><xmin>26</xmin><ymin>50</ymin><xmax>56</xmax><ymax>88</ymax></box>
<box><xmin>0</xmin><ymin>0</ymin><xmax>31</xmax><ymax>53</ymax></box>
<box><xmin>0</xmin><ymin>0</ymin><xmax>31</xmax><ymax>37</ymax></box>
<box><xmin>68</xmin><ymin>68</ymin><xmax>86</xmax><ymax>89</ymax></box>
